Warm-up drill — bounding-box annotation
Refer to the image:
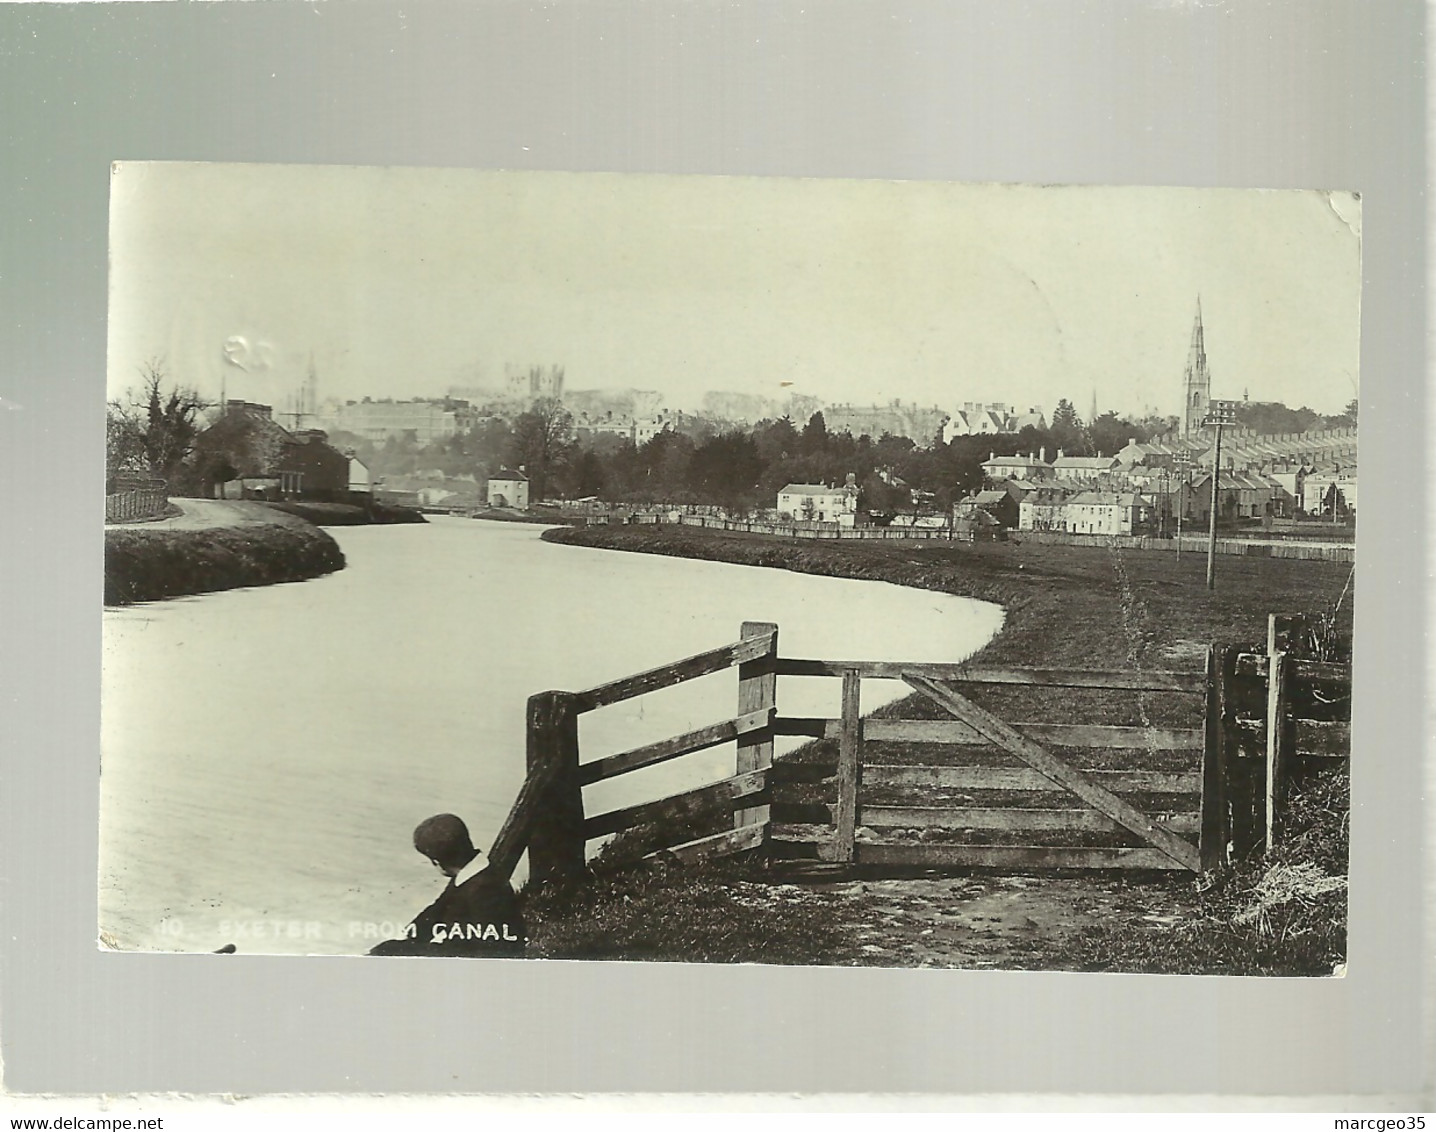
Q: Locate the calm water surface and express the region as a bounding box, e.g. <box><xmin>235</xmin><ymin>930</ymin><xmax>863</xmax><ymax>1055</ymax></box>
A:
<box><xmin>100</xmin><ymin>518</ymin><xmax>1002</xmax><ymax>954</ymax></box>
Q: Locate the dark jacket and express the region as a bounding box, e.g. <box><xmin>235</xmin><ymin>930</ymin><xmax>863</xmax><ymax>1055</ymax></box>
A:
<box><xmin>370</xmin><ymin>866</ymin><xmax>526</xmax><ymax>958</ymax></box>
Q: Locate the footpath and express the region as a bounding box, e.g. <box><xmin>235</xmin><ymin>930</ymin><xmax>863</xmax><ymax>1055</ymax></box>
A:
<box><xmin>105</xmin><ymin>498</ymin><xmax>304</xmax><ymax>531</ymax></box>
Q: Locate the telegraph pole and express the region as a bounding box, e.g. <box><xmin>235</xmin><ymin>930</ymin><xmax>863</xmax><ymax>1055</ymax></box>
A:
<box><xmin>1204</xmin><ymin>399</ymin><xmax>1237</xmax><ymax>590</ymax></box>
<box><xmin>1173</xmin><ymin>456</ymin><xmax>1189</xmax><ymax>560</ymax></box>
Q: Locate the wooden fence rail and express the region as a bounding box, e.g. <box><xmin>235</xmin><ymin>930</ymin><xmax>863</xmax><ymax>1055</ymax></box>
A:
<box><xmin>508</xmin><ymin>622</ymin><xmax>782</xmax><ymax>886</ymax></box>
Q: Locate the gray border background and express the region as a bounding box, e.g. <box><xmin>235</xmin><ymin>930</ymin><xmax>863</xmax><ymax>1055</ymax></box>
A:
<box><xmin>0</xmin><ymin>0</ymin><xmax>1428</xmax><ymax>1102</ymax></box>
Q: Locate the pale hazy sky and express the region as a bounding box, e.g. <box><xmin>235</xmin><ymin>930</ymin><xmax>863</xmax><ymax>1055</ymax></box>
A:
<box><xmin>107</xmin><ymin>163</ymin><xmax>1361</xmax><ymax>418</ymax></box>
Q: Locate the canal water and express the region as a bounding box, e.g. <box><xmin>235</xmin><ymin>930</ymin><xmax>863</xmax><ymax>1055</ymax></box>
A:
<box><xmin>100</xmin><ymin>518</ymin><xmax>1003</xmax><ymax>955</ymax></box>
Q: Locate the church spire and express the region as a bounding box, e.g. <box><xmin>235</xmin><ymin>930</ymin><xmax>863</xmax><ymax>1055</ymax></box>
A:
<box><xmin>1182</xmin><ymin>297</ymin><xmax>1211</xmax><ymax>437</ymax></box>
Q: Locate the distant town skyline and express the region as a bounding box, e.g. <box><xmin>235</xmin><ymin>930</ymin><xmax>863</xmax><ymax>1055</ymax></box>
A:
<box><xmin>107</xmin><ymin>164</ymin><xmax>1361</xmax><ymax>420</ymax></box>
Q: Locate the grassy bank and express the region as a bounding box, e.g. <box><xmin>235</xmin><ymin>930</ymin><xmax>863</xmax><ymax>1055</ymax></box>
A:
<box><xmin>542</xmin><ymin>525</ymin><xmax>1354</xmax><ymax>667</ymax></box>
<box><xmin>525</xmin><ymin>524</ymin><xmax>1353</xmax><ymax>973</ymax></box>
<box><xmin>105</xmin><ymin>514</ymin><xmax>345</xmax><ymax>604</ymax></box>
<box><xmin>262</xmin><ymin>499</ymin><xmax>426</xmax><ymax>526</ymax></box>
<box><xmin>468</xmin><ymin>506</ymin><xmax>568</xmax><ymax>525</ymax></box>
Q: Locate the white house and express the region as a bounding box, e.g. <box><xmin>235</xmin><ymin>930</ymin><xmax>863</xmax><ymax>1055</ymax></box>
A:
<box><xmin>347</xmin><ymin>455</ymin><xmax>373</xmax><ymax>494</ymax></box>
<box><xmin>776</xmin><ymin>479</ymin><xmax>858</xmax><ymax>526</ymax></box>
<box><xmin>1063</xmin><ymin>492</ymin><xmax>1145</xmax><ymax>535</ymax></box>
<box><xmin>943</xmin><ymin>403</ymin><xmax>1046</xmax><ymax>440</ymax></box>
<box><xmin>980</xmin><ymin>451</ymin><xmax>1050</xmax><ymax>481</ymax></box>
<box><xmin>634</xmin><ymin>417</ymin><xmax>672</xmax><ymax>445</ymax></box>
<box><xmin>1051</xmin><ymin>452</ymin><xmax>1121</xmax><ymax>481</ymax></box>
<box><xmin>1018</xmin><ymin>485</ymin><xmax>1074</xmax><ymax>531</ymax></box>
<box><xmin>1300</xmin><ymin>468</ymin><xmax>1357</xmax><ymax>517</ymax></box>
<box><xmin>486</xmin><ymin>469</ymin><xmax>530</xmax><ymax>510</ymax></box>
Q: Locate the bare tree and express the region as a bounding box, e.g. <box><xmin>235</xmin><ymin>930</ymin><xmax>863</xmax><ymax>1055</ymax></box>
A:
<box><xmin>506</xmin><ymin>397</ymin><xmax>574</xmax><ymax>501</ymax></box>
<box><xmin>105</xmin><ymin>400</ymin><xmax>147</xmax><ymax>485</ymax></box>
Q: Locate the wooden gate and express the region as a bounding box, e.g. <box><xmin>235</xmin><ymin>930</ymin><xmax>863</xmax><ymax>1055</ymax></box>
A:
<box><xmin>482</xmin><ymin>622</ymin><xmax>1235</xmax><ymax>885</ymax></box>
<box><xmin>766</xmin><ymin>651</ymin><xmax>1217</xmax><ymax>873</ymax></box>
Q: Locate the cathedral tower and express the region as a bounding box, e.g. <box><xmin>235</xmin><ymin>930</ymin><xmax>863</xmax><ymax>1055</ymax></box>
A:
<box><xmin>1181</xmin><ymin>298</ymin><xmax>1211</xmax><ymax>437</ymax></box>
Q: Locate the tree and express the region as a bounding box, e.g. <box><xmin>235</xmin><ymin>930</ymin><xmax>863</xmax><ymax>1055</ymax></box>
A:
<box><xmin>1088</xmin><ymin>411</ymin><xmax>1143</xmax><ymax>458</ymax></box>
<box><xmin>634</xmin><ymin>430</ymin><xmax>696</xmax><ymax>502</ymax></box>
<box><xmin>1050</xmin><ymin>398</ymin><xmax>1085</xmax><ymax>450</ymax></box>
<box><xmin>858</xmin><ymin>473</ymin><xmax>905</xmax><ymax>515</ymax></box>
<box><xmin>688</xmin><ymin>431</ymin><xmax>762</xmax><ymax>511</ymax></box>
<box><xmin>752</xmin><ymin>416</ymin><xmax>799</xmax><ymax>465</ymax></box>
<box><xmin>107</xmin><ymin>361</ymin><xmax>203</xmax><ymax>487</ymax></box>
<box><xmin>873</xmin><ymin>432</ymin><xmax>915</xmax><ymax>469</ymax></box>
<box><xmin>506</xmin><ymin>397</ymin><xmax>573</xmax><ymax>501</ymax></box>
<box><xmin>1233</xmin><ymin>400</ymin><xmax>1321</xmax><ymax>436</ymax></box>
<box><xmin>563</xmin><ymin>448</ymin><xmax>607</xmax><ymax>498</ymax></box>
<box><xmin>801</xmin><ymin>411</ymin><xmax>828</xmax><ymax>454</ymax></box>
<box><xmin>105</xmin><ymin>403</ymin><xmax>146</xmax><ymax>484</ymax></box>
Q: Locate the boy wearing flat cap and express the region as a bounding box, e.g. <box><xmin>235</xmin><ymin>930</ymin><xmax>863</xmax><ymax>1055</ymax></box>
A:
<box><xmin>370</xmin><ymin>813</ymin><xmax>526</xmax><ymax>957</ymax></box>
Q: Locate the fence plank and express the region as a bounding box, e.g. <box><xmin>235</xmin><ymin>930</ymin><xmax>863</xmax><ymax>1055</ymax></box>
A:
<box><xmin>864</xmin><ymin>718</ymin><xmax>1203</xmax><ymax>750</ymax></box>
<box><xmin>735</xmin><ymin>622</ymin><xmax>779</xmax><ymax>830</ymax></box>
<box><xmin>856</xmin><ymin>843</ymin><xmax>1192</xmax><ymax>870</ymax></box>
<box><xmin>768</xmin><ymin>824</ymin><xmax>837</xmax><ymax>858</ymax></box>
<box><xmin>1264</xmin><ymin>650</ymin><xmax>1290</xmax><ymax>856</ymax></box>
<box><xmin>832</xmin><ymin>669</ymin><xmax>862</xmax><ymax>863</ymax></box>
<box><xmin>860</xmin><ymin>805</ymin><xmax>1201</xmax><ymax>834</ymax></box>
<box><xmin>904</xmin><ymin>675</ymin><xmax>1201</xmax><ymax>871</ymax></box>
<box><xmin>583</xmin><ymin>769</ymin><xmax>769</xmax><ymax>839</ymax></box>
<box><xmin>862</xmin><ymin>764</ymin><xmax>1200</xmax><ymax>793</ymax></box>
<box><xmin>774</xmin><ymin>659</ymin><xmax>1205</xmax><ymax>693</ymax></box>
<box><xmin>1199</xmin><ymin>644</ymin><xmax>1230</xmax><ymax>871</ymax></box>
<box><xmin>1294</xmin><ymin>719</ymin><xmax>1351</xmax><ymax>757</ymax></box>
<box><xmin>643</xmin><ymin>822</ymin><xmax>767</xmax><ymax>866</ymax></box>
<box><xmin>578</xmin><ymin>709</ymin><xmax>772</xmax><ymax>785</ymax></box>
<box><xmin>574</xmin><ymin>629</ymin><xmax>777</xmax><ymax>711</ymax></box>
<box><xmin>1234</xmin><ymin>653</ymin><xmax>1352</xmax><ymax>687</ymax></box>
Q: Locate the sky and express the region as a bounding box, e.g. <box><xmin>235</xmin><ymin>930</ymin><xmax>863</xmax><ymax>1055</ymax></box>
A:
<box><xmin>107</xmin><ymin>163</ymin><xmax>1362</xmax><ymax>420</ymax></box>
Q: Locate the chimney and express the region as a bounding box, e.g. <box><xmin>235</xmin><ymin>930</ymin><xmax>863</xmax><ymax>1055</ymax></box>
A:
<box><xmin>989</xmin><ymin>451</ymin><xmax>995</xmax><ymax>462</ymax></box>
<box><xmin>845</xmin><ymin>472</ymin><xmax>856</xmax><ymax>487</ymax></box>
<box><xmin>1040</xmin><ymin>446</ymin><xmax>1046</xmax><ymax>462</ymax></box>
<box><xmin>1057</xmin><ymin>448</ymin><xmax>1065</xmax><ymax>459</ymax></box>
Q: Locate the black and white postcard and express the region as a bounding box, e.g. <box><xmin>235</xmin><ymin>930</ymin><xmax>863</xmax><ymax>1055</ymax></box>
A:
<box><xmin>102</xmin><ymin>164</ymin><xmax>1359</xmax><ymax>975</ymax></box>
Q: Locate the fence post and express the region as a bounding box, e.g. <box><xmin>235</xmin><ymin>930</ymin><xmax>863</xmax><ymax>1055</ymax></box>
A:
<box><xmin>1268</xmin><ymin>612</ymin><xmax>1302</xmax><ymax>657</ymax></box>
<box><xmin>832</xmin><ymin>668</ymin><xmax>862</xmax><ymax>863</ymax></box>
<box><xmin>525</xmin><ymin>690</ymin><xmax>586</xmax><ymax>886</ymax></box>
<box><xmin>1198</xmin><ymin>643</ymin><xmax>1229</xmax><ymax>871</ymax></box>
<box><xmin>1263</xmin><ymin>614</ymin><xmax>1297</xmax><ymax>856</ymax></box>
<box><xmin>734</xmin><ymin>621</ymin><xmax>778</xmax><ymax>830</ymax></box>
